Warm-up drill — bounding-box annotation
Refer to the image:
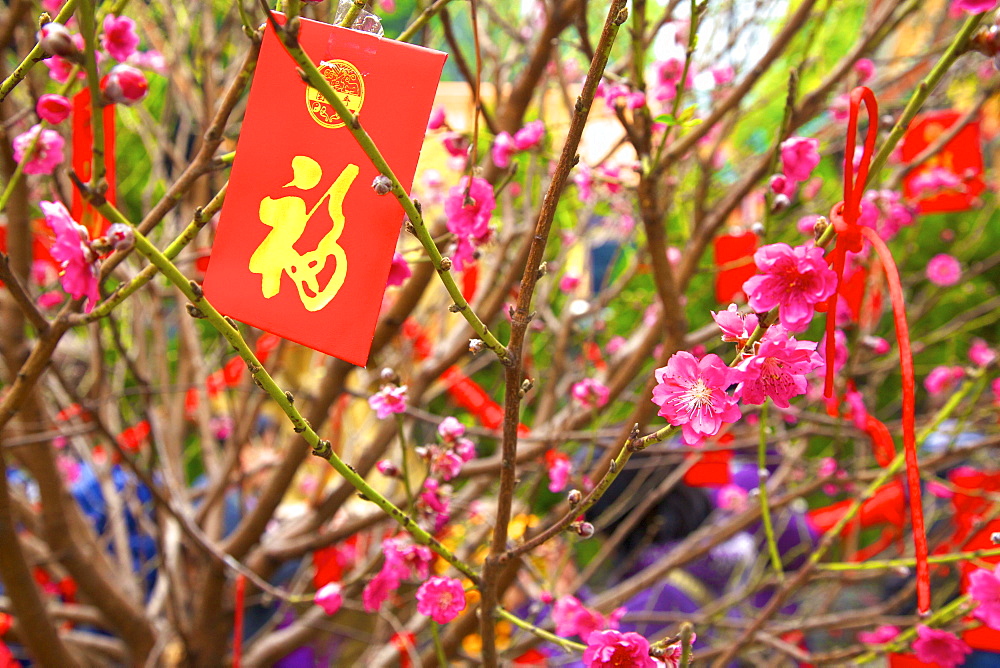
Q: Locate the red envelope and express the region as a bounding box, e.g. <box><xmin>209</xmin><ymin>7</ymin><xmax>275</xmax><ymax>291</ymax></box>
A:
<box><xmin>204</xmin><ymin>17</ymin><xmax>446</xmax><ymax>366</ymax></box>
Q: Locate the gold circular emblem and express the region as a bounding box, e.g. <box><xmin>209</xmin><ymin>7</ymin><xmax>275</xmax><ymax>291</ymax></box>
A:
<box><xmin>305</xmin><ymin>60</ymin><xmax>365</xmax><ymax>129</ymax></box>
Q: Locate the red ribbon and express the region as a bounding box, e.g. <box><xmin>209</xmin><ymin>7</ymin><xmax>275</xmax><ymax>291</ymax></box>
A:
<box><xmin>232</xmin><ymin>574</ymin><xmax>246</xmax><ymax>668</ymax></box>
<box><xmin>824</xmin><ymin>86</ymin><xmax>928</xmax><ymax>614</ymax></box>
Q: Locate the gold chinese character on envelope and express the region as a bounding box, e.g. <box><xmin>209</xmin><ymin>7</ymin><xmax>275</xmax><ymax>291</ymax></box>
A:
<box><xmin>249</xmin><ymin>156</ymin><xmax>358</xmax><ymax>311</ymax></box>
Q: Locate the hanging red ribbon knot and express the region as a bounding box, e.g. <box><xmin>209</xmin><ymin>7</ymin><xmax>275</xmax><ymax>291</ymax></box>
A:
<box><xmin>823</xmin><ymin>85</ymin><xmax>929</xmax><ymax>615</ymax></box>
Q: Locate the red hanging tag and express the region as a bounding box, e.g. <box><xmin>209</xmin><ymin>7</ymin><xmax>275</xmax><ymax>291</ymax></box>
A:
<box><xmin>901</xmin><ymin>110</ymin><xmax>985</xmax><ymax>214</ymax></box>
<box><xmin>70</xmin><ymin>87</ymin><xmax>116</xmax><ymax>237</ymax></box>
<box><xmin>203</xmin><ymin>16</ymin><xmax>447</xmax><ymax>366</ymax></box>
<box><xmin>713</xmin><ymin>230</ymin><xmax>758</xmax><ymax>304</ymax></box>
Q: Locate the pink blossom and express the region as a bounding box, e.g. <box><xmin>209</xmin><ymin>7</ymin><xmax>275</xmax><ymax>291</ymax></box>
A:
<box><xmin>971</xmin><ymin>564</ymin><xmax>1000</xmax><ymax>630</ymax></box>
<box><xmin>625</xmin><ymin>91</ymin><xmax>646</xmax><ymax>109</ymax></box>
<box><xmin>854</xmin><ymin>58</ymin><xmax>876</xmax><ymax>83</ymax></box>
<box><xmin>574</xmin><ymin>164</ymin><xmax>594</xmax><ymax>202</ymax></box>
<box><xmin>951</xmin><ymin>0</ymin><xmax>998</xmax><ymax>16</ymax></box>
<box><xmin>416</xmin><ymin>576</ymin><xmax>466</xmax><ymax>624</ymax></box>
<box><xmin>769</xmin><ymin>173</ymin><xmax>796</xmax><ymax>198</ymax></box>
<box><xmin>717</xmin><ymin>484</ymin><xmax>748</xmax><ymax>512</ymax></box>
<box><xmin>911</xmin><ymin>625</ymin><xmax>972</xmax><ymax>668</ymax></box>
<box><xmin>583</xmin><ymin>630</ymin><xmax>658</xmax><ymax>668</ymax></box>
<box><xmin>438</xmin><ymin>417</ymin><xmax>466</xmax><ymax>442</ymax></box>
<box><xmin>743</xmin><ymin>243</ymin><xmax>838</xmax><ymax>333</ymax></box>
<box><xmin>454</xmin><ymin>438</ymin><xmax>476</xmax><ymax>462</ymax></box>
<box><xmin>441</xmin><ymin>132</ymin><xmax>468</xmax><ymax>157</ymax></box>
<box><xmin>553</xmin><ymin>596</ymin><xmax>619</xmax><ymax>640</ymax></box>
<box><xmin>103</xmin><ymin>64</ymin><xmax>148</xmax><ymax>105</ymax></box>
<box><xmin>926</xmin><ymin>253</ymin><xmax>961</xmax><ymax>286</ymax></box>
<box><xmin>559</xmin><ymin>273</ymin><xmax>581</xmax><ymax>293</ymax></box>
<box><xmin>428</xmin><ymin>445</ymin><xmax>464</xmax><ymax>481</ymax></box>
<box><xmin>712</xmin><ymin>65</ymin><xmax>735</xmax><ymax>86</ymax></box>
<box><xmin>571</xmin><ymin>378</ymin><xmax>610</xmax><ymax>409</ymax></box>
<box><xmin>128</xmin><ymin>49</ymin><xmax>167</xmax><ymax>74</ymax></box>
<box><xmin>41</xmin><ymin>200</ymin><xmax>99</xmax><ymax>310</ymax></box>
<box><xmin>368</xmin><ymin>385</ymin><xmax>408</xmax><ymax>419</ymax></box>
<box><xmin>862</xmin><ymin>335</ymin><xmax>891</xmax><ymax>355</ymax></box>
<box><xmin>545</xmin><ymin>450</ymin><xmax>572</xmax><ymax>493</ymax></box>
<box><xmin>444</xmin><ymin>177</ymin><xmax>495</xmax><ymax>271</ymax></box>
<box><xmin>927</xmin><ymin>480</ymin><xmax>954</xmax><ymax>499</ymax></box>
<box><xmin>36</xmin><ymin>94</ymin><xmax>71</xmax><ymax>124</ymax></box>
<box><xmin>858</xmin><ymin>625</ymin><xmax>899</xmax><ymax>645</ymax></box>
<box><xmin>384</xmin><ymin>537</ymin><xmax>433</xmax><ymax>579</ymax></box>
<box><xmin>911</xmin><ymin>167</ymin><xmax>963</xmax><ymax>196</ymax></box>
<box><xmin>37</xmin><ymin>292</ymin><xmax>63</xmax><ymax>309</ymax></box>
<box><xmin>386</xmin><ymin>251</ymin><xmax>411</xmax><ymax>287</ymax></box>
<box><xmin>606</xmin><ymin>336</ymin><xmax>626</xmax><ymax>356</ymax></box>
<box><xmin>491</xmin><ymin>131</ymin><xmax>516</xmax><ymax>169</ymax></box>
<box><xmin>513</xmin><ymin>120</ymin><xmax>545</xmax><ymax>150</ymax></box>
<box><xmin>844</xmin><ymin>388</ymin><xmax>868</xmax><ymax>431</ymax></box>
<box><xmin>651</xmin><ymin>352</ymin><xmax>741</xmax><ymax>445</ymax></box>
<box><xmin>13</xmin><ymin>124</ymin><xmax>65</xmax><ymax>175</ymax></box>
<box><xmin>362</xmin><ymin>568</ymin><xmax>399</xmax><ymax>612</ymax></box>
<box><xmin>970</xmin><ymin>338</ymin><xmax>996</xmax><ymax>367</ymax></box>
<box><xmin>600</xmin><ymin>82</ymin><xmax>629</xmax><ymax>107</ymax></box>
<box><xmin>101</xmin><ymin>14</ymin><xmax>140</xmax><ymax>62</ymax></box>
<box><xmin>314</xmin><ymin>582</ymin><xmax>343</xmax><ymax>615</ymax></box>
<box><xmin>993</xmin><ymin>377</ymin><xmax>1000</xmax><ymax>403</ymax></box>
<box><xmin>780</xmin><ymin>137</ymin><xmax>821</xmax><ymax>182</ymax></box>
<box><xmin>737</xmin><ymin>327</ymin><xmax>822</xmax><ymax>408</ymax></box>
<box><xmin>427</xmin><ymin>106</ymin><xmax>446</xmax><ymax>130</ymax></box>
<box><xmin>418</xmin><ymin>478</ymin><xmax>451</xmax><ymax>531</ymax></box>
<box><xmin>712</xmin><ymin>304</ymin><xmax>759</xmax><ymax>344</ymax></box>
<box><xmin>924</xmin><ymin>366</ymin><xmax>964</xmax><ymax>395</ymax></box>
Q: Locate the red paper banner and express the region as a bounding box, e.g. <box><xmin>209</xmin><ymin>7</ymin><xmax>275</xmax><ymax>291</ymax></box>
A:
<box><xmin>71</xmin><ymin>87</ymin><xmax>116</xmax><ymax>236</ymax></box>
<box><xmin>204</xmin><ymin>17</ymin><xmax>446</xmax><ymax>366</ymax></box>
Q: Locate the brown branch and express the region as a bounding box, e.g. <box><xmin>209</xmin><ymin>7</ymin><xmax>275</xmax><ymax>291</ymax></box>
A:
<box><xmin>479</xmin><ymin>2</ymin><xmax>629</xmax><ymax>662</ymax></box>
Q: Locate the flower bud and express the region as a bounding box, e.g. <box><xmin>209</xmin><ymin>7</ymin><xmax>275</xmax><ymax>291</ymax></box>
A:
<box><xmin>468</xmin><ymin>338</ymin><xmax>484</xmax><ymax>355</ymax></box>
<box><xmin>372</xmin><ymin>174</ymin><xmax>393</xmax><ymax>195</ymax></box>
<box><xmin>376</xmin><ymin>460</ymin><xmax>399</xmax><ymax>477</ymax></box>
<box><xmin>380</xmin><ymin>367</ymin><xmax>400</xmax><ymax>386</ymax></box>
<box><xmin>102</xmin><ymin>64</ymin><xmax>148</xmax><ymax>105</ymax></box>
<box><xmin>567</xmin><ymin>489</ymin><xmax>582</xmax><ymax>505</ymax></box>
<box><xmin>771</xmin><ymin>193</ymin><xmax>790</xmax><ymax>212</ymax></box>
<box><xmin>36</xmin><ymin>94</ymin><xmax>72</xmax><ymax>124</ymax></box>
<box><xmin>38</xmin><ymin>23</ymin><xmax>77</xmax><ymax>58</ymax></box>
<box><xmin>572</xmin><ymin>521</ymin><xmax>595</xmax><ymax>538</ymax></box>
<box><xmin>439</xmin><ymin>257</ymin><xmax>452</xmax><ymax>271</ymax></box>
<box><xmin>106</xmin><ymin>223</ymin><xmax>134</xmax><ymax>251</ymax></box>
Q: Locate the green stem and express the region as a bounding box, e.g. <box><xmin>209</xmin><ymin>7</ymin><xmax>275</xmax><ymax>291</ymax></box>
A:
<box><xmin>0</xmin><ymin>0</ymin><xmax>80</xmax><ymax>103</ymax></box>
<box><xmin>494</xmin><ymin>606</ymin><xmax>586</xmax><ymax>653</ymax></box>
<box><xmin>431</xmin><ymin>621</ymin><xmax>448</xmax><ymax>667</ymax></box>
<box><xmin>395</xmin><ymin>414</ymin><xmax>415</xmax><ymax>511</ymax></box>
<box><xmin>84</xmin><ymin>194</ymin><xmax>481</xmax><ymax>583</ymax></box>
<box><xmin>79</xmin><ymin>183</ymin><xmax>228</xmax><ymax>323</ymax></box>
<box><xmin>263</xmin><ymin>12</ymin><xmax>511</xmax><ymax>365</ymax></box>
<box><xmin>77</xmin><ymin>0</ymin><xmax>108</xmax><ymax>190</ymax></box>
<box><xmin>397</xmin><ymin>0</ymin><xmax>452</xmax><ymax>42</ymax></box>
<box><xmin>338</xmin><ymin>0</ymin><xmax>367</xmax><ymax>27</ymax></box>
<box><xmin>819</xmin><ymin>545</ymin><xmax>1000</xmax><ymax>571</ymax></box>
<box><xmin>758</xmin><ymin>402</ymin><xmax>784</xmax><ymax>581</ymax></box>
